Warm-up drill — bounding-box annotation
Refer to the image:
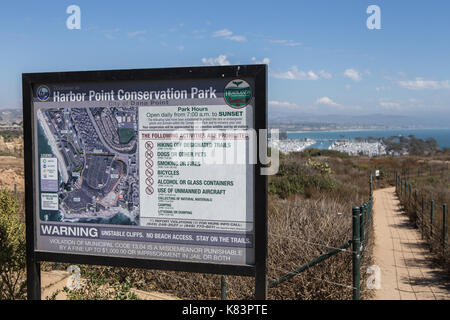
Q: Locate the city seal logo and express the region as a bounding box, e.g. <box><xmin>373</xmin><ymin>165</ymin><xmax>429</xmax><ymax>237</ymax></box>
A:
<box><xmin>37</xmin><ymin>85</ymin><xmax>50</xmax><ymax>101</ymax></box>
<box><xmin>224</xmin><ymin>79</ymin><xmax>251</xmax><ymax>108</ymax></box>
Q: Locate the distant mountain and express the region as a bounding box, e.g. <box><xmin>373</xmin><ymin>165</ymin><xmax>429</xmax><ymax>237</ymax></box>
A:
<box><xmin>0</xmin><ymin>108</ymin><xmax>22</xmax><ymax>124</ymax></box>
<box><xmin>269</xmin><ymin>110</ymin><xmax>447</xmax><ymax>130</ymax></box>
<box><xmin>318</xmin><ymin>113</ymin><xmax>419</xmax><ymax>127</ymax></box>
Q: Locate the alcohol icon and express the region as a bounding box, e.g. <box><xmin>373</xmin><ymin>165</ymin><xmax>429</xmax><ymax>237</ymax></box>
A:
<box><xmin>146</xmin><ymin>177</ymin><xmax>154</xmax><ymax>186</ymax></box>
<box><xmin>146</xmin><ymin>186</ymin><xmax>154</xmax><ymax>195</ymax></box>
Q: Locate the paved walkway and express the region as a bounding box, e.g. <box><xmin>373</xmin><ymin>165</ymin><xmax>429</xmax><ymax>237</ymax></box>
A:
<box><xmin>372</xmin><ymin>187</ymin><xmax>450</xmax><ymax>300</ymax></box>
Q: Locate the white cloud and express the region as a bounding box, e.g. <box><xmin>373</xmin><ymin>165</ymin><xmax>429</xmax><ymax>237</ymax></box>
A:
<box><xmin>212</xmin><ymin>29</ymin><xmax>247</xmax><ymax>42</ymax></box>
<box><xmin>398</xmin><ymin>78</ymin><xmax>450</xmax><ymax>90</ymax></box>
<box><xmin>177</xmin><ymin>45</ymin><xmax>185</xmax><ymax>51</ymax></box>
<box><xmin>228</xmin><ymin>35</ymin><xmax>246</xmax><ymax>42</ymax></box>
<box><xmin>315</xmin><ymin>97</ymin><xmax>340</xmax><ymax>107</ymax></box>
<box><xmin>103</xmin><ymin>28</ymin><xmax>121</xmax><ymax>40</ymax></box>
<box><xmin>251</xmin><ymin>57</ymin><xmax>270</xmax><ymax>64</ymax></box>
<box><xmin>272</xmin><ymin>66</ymin><xmax>331</xmax><ymax>81</ymax></box>
<box><xmin>268</xmin><ymin>39</ymin><xmax>301</xmax><ymax>47</ymax></box>
<box><xmin>269</xmin><ymin>100</ymin><xmax>313</xmax><ymax>111</ymax></box>
<box><xmin>213</xmin><ymin>29</ymin><xmax>233</xmax><ymax>37</ymax></box>
<box><xmin>380</xmin><ymin>101</ymin><xmax>401</xmax><ymax>109</ymax></box>
<box><xmin>343</xmin><ymin>69</ymin><xmax>362</xmax><ymax>82</ymax></box>
<box><xmin>319</xmin><ymin>70</ymin><xmax>332</xmax><ymax>79</ymax></box>
<box><xmin>201</xmin><ymin>54</ymin><xmax>231</xmax><ymax>66</ymax></box>
<box><xmin>376</xmin><ymin>85</ymin><xmax>391</xmax><ymax>92</ymax></box>
<box><xmin>269</xmin><ymin>100</ymin><xmax>298</xmax><ymax>108</ymax></box>
<box><xmin>127</xmin><ymin>30</ymin><xmax>147</xmax><ymax>38</ymax></box>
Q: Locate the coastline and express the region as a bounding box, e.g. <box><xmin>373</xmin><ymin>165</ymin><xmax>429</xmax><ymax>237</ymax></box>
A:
<box><xmin>286</xmin><ymin>127</ymin><xmax>450</xmax><ymax>134</ymax></box>
<box><xmin>284</xmin><ymin>127</ymin><xmax>450</xmax><ymax>149</ymax></box>
<box><xmin>37</xmin><ymin>109</ymin><xmax>70</xmax><ymax>183</ymax></box>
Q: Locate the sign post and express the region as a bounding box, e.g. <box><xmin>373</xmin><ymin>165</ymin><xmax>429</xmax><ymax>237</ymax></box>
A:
<box><xmin>22</xmin><ymin>65</ymin><xmax>267</xmax><ymax>300</ymax></box>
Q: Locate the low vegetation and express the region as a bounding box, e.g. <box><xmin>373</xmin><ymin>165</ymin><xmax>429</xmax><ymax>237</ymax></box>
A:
<box><xmin>0</xmin><ymin>190</ymin><xmax>26</xmax><ymax>300</ymax></box>
<box><xmin>2</xmin><ymin>147</ymin><xmax>449</xmax><ymax>300</ymax></box>
<box><xmin>397</xmin><ymin>161</ymin><xmax>450</xmax><ymax>271</ymax></box>
<box><xmin>382</xmin><ymin>135</ymin><xmax>439</xmax><ymax>155</ymax></box>
<box><xmin>47</xmin><ymin>269</ymin><xmax>140</xmax><ymax>300</ymax></box>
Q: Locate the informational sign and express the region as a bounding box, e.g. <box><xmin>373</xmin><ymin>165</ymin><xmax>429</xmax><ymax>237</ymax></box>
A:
<box><xmin>24</xmin><ymin>66</ymin><xmax>266</xmax><ymax>272</ymax></box>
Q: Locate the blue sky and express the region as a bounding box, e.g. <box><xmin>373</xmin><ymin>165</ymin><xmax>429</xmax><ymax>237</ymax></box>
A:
<box><xmin>1</xmin><ymin>0</ymin><xmax>450</xmax><ymax>122</ymax></box>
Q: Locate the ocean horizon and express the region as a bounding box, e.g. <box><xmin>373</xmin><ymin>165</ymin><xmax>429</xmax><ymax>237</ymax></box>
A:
<box><xmin>287</xmin><ymin>128</ymin><xmax>450</xmax><ymax>150</ymax></box>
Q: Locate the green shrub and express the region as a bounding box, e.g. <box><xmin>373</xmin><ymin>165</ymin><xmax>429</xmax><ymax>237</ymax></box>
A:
<box><xmin>302</xmin><ymin>148</ymin><xmax>349</xmax><ymax>159</ymax></box>
<box><xmin>52</xmin><ymin>269</ymin><xmax>140</xmax><ymax>300</ymax></box>
<box><xmin>0</xmin><ymin>190</ymin><xmax>26</xmax><ymax>300</ymax></box>
<box><xmin>269</xmin><ymin>159</ymin><xmax>336</xmax><ymax>198</ymax></box>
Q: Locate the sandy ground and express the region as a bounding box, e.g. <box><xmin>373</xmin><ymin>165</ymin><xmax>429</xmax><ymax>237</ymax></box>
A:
<box><xmin>372</xmin><ymin>187</ymin><xmax>450</xmax><ymax>300</ymax></box>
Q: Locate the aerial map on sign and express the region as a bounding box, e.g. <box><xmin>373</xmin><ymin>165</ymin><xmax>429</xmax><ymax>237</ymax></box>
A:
<box><xmin>37</xmin><ymin>106</ymin><xmax>139</xmax><ymax>225</ymax></box>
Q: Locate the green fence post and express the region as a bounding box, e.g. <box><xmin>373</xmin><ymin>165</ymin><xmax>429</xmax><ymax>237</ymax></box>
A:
<box><xmin>443</xmin><ymin>204</ymin><xmax>447</xmax><ymax>256</ymax></box>
<box><xmin>221</xmin><ymin>275</ymin><xmax>227</xmax><ymax>300</ymax></box>
<box><xmin>360</xmin><ymin>205</ymin><xmax>365</xmax><ymax>253</ymax></box>
<box><xmin>430</xmin><ymin>200</ymin><xmax>435</xmax><ymax>251</ymax></box>
<box><xmin>14</xmin><ymin>183</ymin><xmax>17</xmax><ymax>196</ymax></box>
<box><xmin>421</xmin><ymin>197</ymin><xmax>425</xmax><ymax>240</ymax></box>
<box><xmin>409</xmin><ymin>184</ymin><xmax>412</xmax><ymax>200</ymax></box>
<box><xmin>352</xmin><ymin>206</ymin><xmax>361</xmax><ymax>300</ymax></box>
<box><xmin>365</xmin><ymin>203</ymin><xmax>370</xmax><ymax>243</ymax></box>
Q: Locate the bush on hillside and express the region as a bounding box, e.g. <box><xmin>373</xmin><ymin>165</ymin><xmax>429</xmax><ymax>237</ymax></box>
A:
<box><xmin>269</xmin><ymin>159</ymin><xmax>336</xmax><ymax>198</ymax></box>
<box><xmin>0</xmin><ymin>190</ymin><xmax>26</xmax><ymax>300</ymax></box>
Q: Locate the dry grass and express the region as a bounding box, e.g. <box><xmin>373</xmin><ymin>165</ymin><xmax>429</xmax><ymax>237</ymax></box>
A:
<box><xmin>14</xmin><ymin>150</ymin><xmax>386</xmax><ymax>300</ymax></box>
<box><xmin>47</xmin><ymin>152</ymin><xmax>376</xmax><ymax>300</ymax></box>
<box><xmin>397</xmin><ymin>162</ymin><xmax>450</xmax><ymax>271</ymax></box>
<box><xmin>53</xmin><ymin>195</ymin><xmax>372</xmax><ymax>300</ymax></box>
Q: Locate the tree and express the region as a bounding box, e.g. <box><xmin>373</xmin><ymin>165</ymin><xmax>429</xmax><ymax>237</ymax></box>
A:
<box><xmin>0</xmin><ymin>190</ymin><xmax>26</xmax><ymax>299</ymax></box>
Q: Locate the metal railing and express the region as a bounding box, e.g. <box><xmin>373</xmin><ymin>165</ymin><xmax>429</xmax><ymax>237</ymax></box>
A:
<box><xmin>395</xmin><ymin>170</ymin><xmax>449</xmax><ymax>257</ymax></box>
<box><xmin>221</xmin><ymin>174</ymin><xmax>374</xmax><ymax>300</ymax></box>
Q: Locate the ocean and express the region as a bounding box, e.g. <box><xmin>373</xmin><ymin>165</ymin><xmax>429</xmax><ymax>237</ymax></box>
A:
<box><xmin>287</xmin><ymin>128</ymin><xmax>450</xmax><ymax>150</ymax></box>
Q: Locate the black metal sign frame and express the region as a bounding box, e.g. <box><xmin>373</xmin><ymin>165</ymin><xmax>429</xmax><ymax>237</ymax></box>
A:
<box><xmin>22</xmin><ymin>65</ymin><xmax>268</xmax><ymax>300</ymax></box>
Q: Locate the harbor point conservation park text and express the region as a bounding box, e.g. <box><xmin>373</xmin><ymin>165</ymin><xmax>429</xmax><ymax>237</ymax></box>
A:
<box><xmin>51</xmin><ymin>87</ymin><xmax>218</xmax><ymax>102</ymax></box>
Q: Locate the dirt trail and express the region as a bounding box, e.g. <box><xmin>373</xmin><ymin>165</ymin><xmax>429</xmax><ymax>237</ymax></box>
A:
<box><xmin>372</xmin><ymin>187</ymin><xmax>450</xmax><ymax>300</ymax></box>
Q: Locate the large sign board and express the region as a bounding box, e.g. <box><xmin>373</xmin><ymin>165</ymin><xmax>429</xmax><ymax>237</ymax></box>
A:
<box><xmin>23</xmin><ymin>65</ymin><xmax>267</xmax><ymax>298</ymax></box>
